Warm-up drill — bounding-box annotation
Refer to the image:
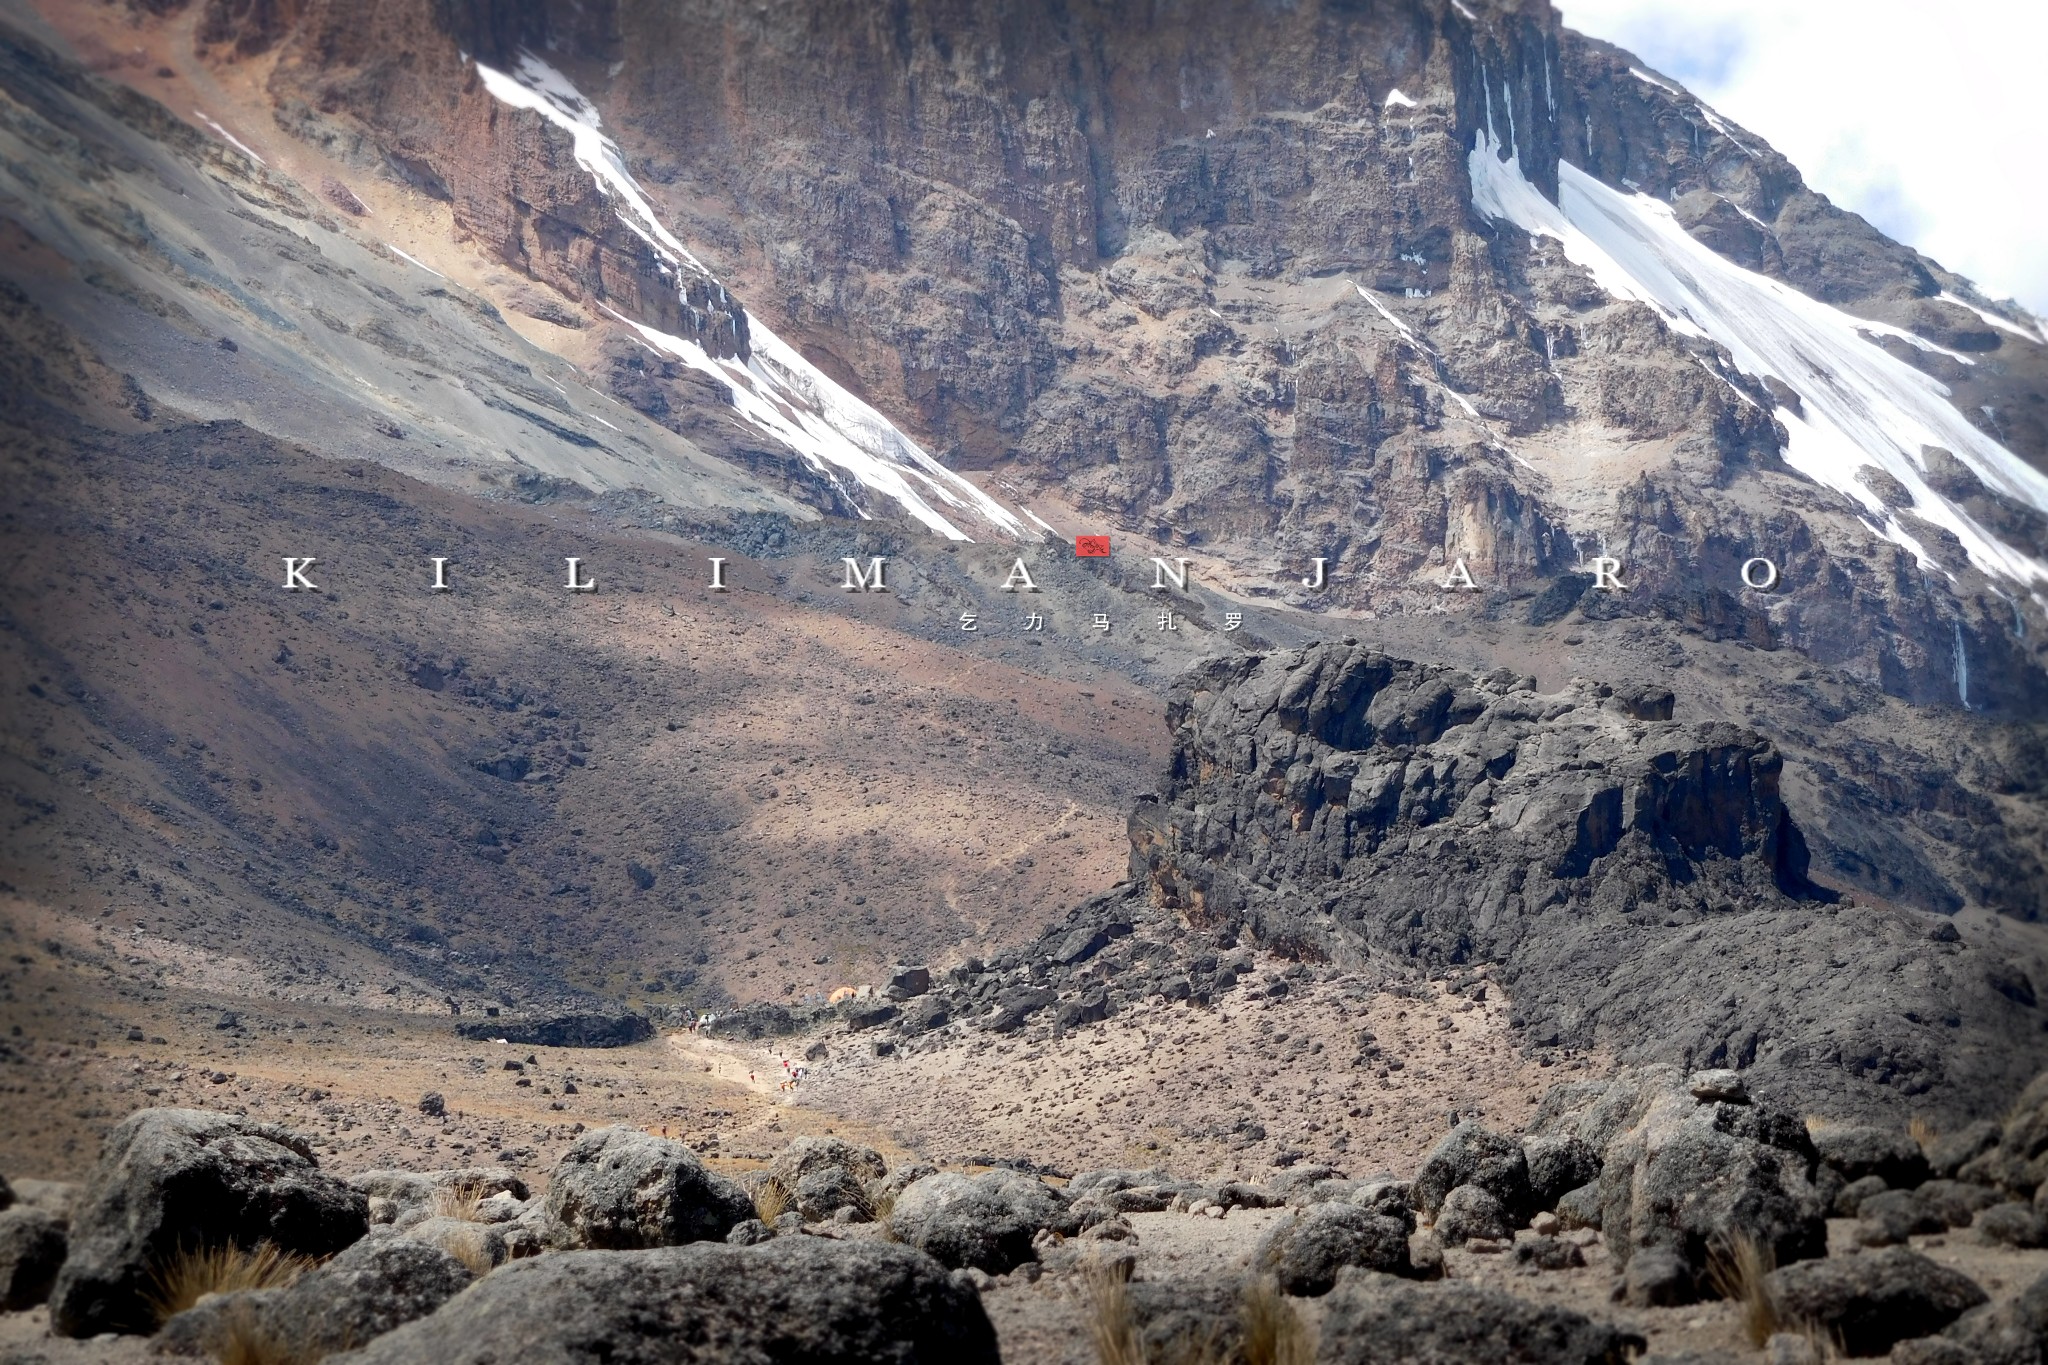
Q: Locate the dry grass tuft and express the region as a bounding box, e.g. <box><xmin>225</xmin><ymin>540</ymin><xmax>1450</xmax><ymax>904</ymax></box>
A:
<box><xmin>212</xmin><ymin>1301</ymin><xmax>306</xmax><ymax>1365</ymax></box>
<box><xmin>1909</xmin><ymin>1115</ymin><xmax>1939</xmax><ymax>1151</ymax></box>
<box><xmin>1706</xmin><ymin>1233</ymin><xmax>1779</xmax><ymax>1347</ymax></box>
<box><xmin>429</xmin><ymin>1181</ymin><xmax>487</xmax><ymax>1222</ymax></box>
<box><xmin>1082</xmin><ymin>1255</ymin><xmax>1144</xmax><ymax>1365</ymax></box>
<box><xmin>1240</xmin><ymin>1275</ymin><xmax>1314</xmax><ymax>1365</ymax></box>
<box><xmin>866</xmin><ymin>1188</ymin><xmax>895</xmax><ymax>1224</ymax></box>
<box><xmin>437</xmin><ymin>1224</ymin><xmax>499</xmax><ymax>1277</ymax></box>
<box><xmin>753</xmin><ymin>1176</ymin><xmax>792</xmax><ymax>1225</ymax></box>
<box><xmin>147</xmin><ymin>1243</ymin><xmax>313</xmax><ymax>1324</ymax></box>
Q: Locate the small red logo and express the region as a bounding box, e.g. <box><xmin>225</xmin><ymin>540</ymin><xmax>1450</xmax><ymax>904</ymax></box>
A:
<box><xmin>1075</xmin><ymin>535</ymin><xmax>1111</xmax><ymax>557</ymax></box>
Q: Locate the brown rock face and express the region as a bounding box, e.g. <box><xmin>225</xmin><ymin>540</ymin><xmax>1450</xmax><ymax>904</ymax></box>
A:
<box><xmin>202</xmin><ymin>0</ymin><xmax>2048</xmax><ymax>715</ymax></box>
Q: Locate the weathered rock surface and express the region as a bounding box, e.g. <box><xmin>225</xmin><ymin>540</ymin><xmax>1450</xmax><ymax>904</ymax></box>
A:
<box><xmin>1526</xmin><ymin>1134</ymin><xmax>1603</xmax><ymax>1211</ymax></box>
<box><xmin>0</xmin><ymin>1206</ymin><xmax>66</xmax><ymax>1310</ymax></box>
<box><xmin>453</xmin><ymin>1012</ymin><xmax>654</xmax><ymax>1048</ymax></box>
<box><xmin>49</xmin><ymin>1108</ymin><xmax>368</xmax><ymax>1337</ymax></box>
<box><xmin>886</xmin><ymin>1170</ymin><xmax>1067</xmax><ymax>1274</ymax></box>
<box><xmin>1767</xmin><ymin>1248</ymin><xmax>1988</xmax><ymax>1357</ymax></box>
<box><xmin>1254</xmin><ymin>1204</ymin><xmax>1413</xmax><ymax>1295</ymax></box>
<box><xmin>1816</xmin><ymin>1127</ymin><xmax>1932</xmax><ymax>1189</ymax></box>
<box><xmin>158</xmin><ymin>1237</ymin><xmax>471</xmax><ymax>1359</ymax></box>
<box><xmin>324</xmin><ymin>1239</ymin><xmax>1000</xmax><ymax>1365</ymax></box>
<box><xmin>1414</xmin><ymin>1123</ymin><xmax>1533</xmax><ymax>1221</ymax></box>
<box><xmin>1897</xmin><ymin>1268</ymin><xmax>2048</xmax><ymax>1365</ymax></box>
<box><xmin>1319</xmin><ymin>1272</ymin><xmax>1646</xmax><ymax>1363</ymax></box>
<box><xmin>1130</xmin><ymin>643</ymin><xmax>2046</xmax><ymax>1120</ymax></box>
<box><xmin>542</xmin><ymin>1128</ymin><xmax>753</xmax><ymax>1250</ymax></box>
<box><xmin>765</xmin><ymin>1137</ymin><xmax>888</xmax><ymax>1191</ymax></box>
<box><xmin>1435</xmin><ymin>1184</ymin><xmax>1515</xmax><ymax>1245</ymax></box>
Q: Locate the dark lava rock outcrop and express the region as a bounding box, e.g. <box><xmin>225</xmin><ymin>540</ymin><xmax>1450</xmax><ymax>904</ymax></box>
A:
<box><xmin>1118</xmin><ymin>643</ymin><xmax>2047</xmax><ymax>1120</ymax></box>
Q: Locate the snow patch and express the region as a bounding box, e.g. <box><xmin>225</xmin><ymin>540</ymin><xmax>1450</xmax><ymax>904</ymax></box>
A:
<box><xmin>1384</xmin><ymin>88</ymin><xmax>1418</xmax><ymax>110</ymax></box>
<box><xmin>1938</xmin><ymin>291</ymin><xmax>2045</xmax><ymax>346</ymax></box>
<box><xmin>1693</xmin><ymin>104</ymin><xmax>1758</xmax><ymax>159</ymax></box>
<box><xmin>476</xmin><ymin>54</ymin><xmax>1025</xmax><ymax>541</ymax></box>
<box><xmin>1627</xmin><ymin>68</ymin><xmax>1681</xmax><ymax>97</ymax></box>
<box><xmin>1451</xmin><ymin>0</ymin><xmax>1478</xmax><ymax>20</ymax></box>
<box><xmin>383</xmin><ymin>244</ymin><xmax>446</xmax><ymax>279</ymax></box>
<box><xmin>193</xmin><ymin>112</ymin><xmax>264</xmax><ymax>166</ymax></box>
<box><xmin>1467</xmin><ymin>125</ymin><xmax>2048</xmax><ymax>586</ymax></box>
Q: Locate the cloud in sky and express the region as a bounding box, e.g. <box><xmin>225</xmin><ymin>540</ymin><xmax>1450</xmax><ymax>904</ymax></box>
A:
<box><xmin>1551</xmin><ymin>0</ymin><xmax>2048</xmax><ymax>319</ymax></box>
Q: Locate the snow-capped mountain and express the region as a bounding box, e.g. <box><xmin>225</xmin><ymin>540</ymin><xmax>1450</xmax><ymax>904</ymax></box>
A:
<box><xmin>7</xmin><ymin>0</ymin><xmax>2048</xmax><ymax>711</ymax></box>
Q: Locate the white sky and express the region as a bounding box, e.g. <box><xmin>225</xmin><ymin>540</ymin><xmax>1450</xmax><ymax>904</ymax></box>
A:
<box><xmin>1552</xmin><ymin>0</ymin><xmax>2048</xmax><ymax>319</ymax></box>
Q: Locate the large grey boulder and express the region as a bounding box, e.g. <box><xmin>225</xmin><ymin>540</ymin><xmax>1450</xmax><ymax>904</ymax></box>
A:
<box><xmin>49</xmin><ymin>1109</ymin><xmax>367</xmax><ymax>1337</ymax></box>
<box><xmin>1925</xmin><ymin>1121</ymin><xmax>2000</xmax><ymax>1179</ymax></box>
<box><xmin>1412</xmin><ymin>1123</ymin><xmax>1532</xmax><ymax>1221</ymax></box>
<box><xmin>324</xmin><ymin>1238</ymin><xmax>999</xmax><ymax>1365</ymax></box>
<box><xmin>765</xmin><ymin>1137</ymin><xmax>887</xmax><ymax>1190</ymax></box>
<box><xmin>543</xmin><ymin>1128</ymin><xmax>752</xmax><ymax>1249</ymax></box>
<box><xmin>1318</xmin><ymin>1272</ymin><xmax>1645</xmax><ymax>1364</ymax></box>
<box><xmin>1525</xmin><ymin>1134</ymin><xmax>1602</xmax><ymax>1211</ymax></box>
<box><xmin>1435</xmin><ymin>1184</ymin><xmax>1513</xmax><ymax>1244</ymax></box>
<box><xmin>1855</xmin><ymin>1188</ymin><xmax>1948</xmax><ymax>1245</ymax></box>
<box><xmin>157</xmin><ymin>1237</ymin><xmax>470</xmax><ymax>1359</ymax></box>
<box><xmin>1254</xmin><ymin>1205</ymin><xmax>1412</xmax><ymax>1295</ymax></box>
<box><xmin>886</xmin><ymin>1170</ymin><xmax>1067</xmax><ymax>1273</ymax></box>
<box><xmin>1815</xmin><ymin>1127</ymin><xmax>1931</xmax><ymax>1189</ymax></box>
<box><xmin>0</xmin><ymin>1206</ymin><xmax>66</xmax><ymax>1309</ymax></box>
<box><xmin>1978</xmin><ymin>1202</ymin><xmax>2048</xmax><ymax>1248</ymax></box>
<box><xmin>1598</xmin><ymin>1087</ymin><xmax>1826</xmax><ymax>1301</ymax></box>
<box><xmin>1767</xmin><ymin>1248</ymin><xmax>1987</xmax><ymax>1357</ymax></box>
<box><xmin>795</xmin><ymin>1167</ymin><xmax>871</xmax><ymax>1224</ymax></box>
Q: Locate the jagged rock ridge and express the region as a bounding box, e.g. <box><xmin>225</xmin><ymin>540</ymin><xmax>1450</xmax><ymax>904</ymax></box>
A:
<box><xmin>1124</xmin><ymin>642</ymin><xmax>2046</xmax><ymax>1120</ymax></box>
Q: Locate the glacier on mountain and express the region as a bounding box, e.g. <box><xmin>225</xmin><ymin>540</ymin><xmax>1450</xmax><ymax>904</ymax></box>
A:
<box><xmin>1468</xmin><ymin>121</ymin><xmax>2048</xmax><ymax>589</ymax></box>
<box><xmin>476</xmin><ymin>55</ymin><xmax>1025</xmax><ymax>542</ymax></box>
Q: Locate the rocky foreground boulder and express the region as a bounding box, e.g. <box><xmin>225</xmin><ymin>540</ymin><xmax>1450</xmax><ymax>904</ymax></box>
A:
<box><xmin>542</xmin><ymin>1127</ymin><xmax>754</xmax><ymax>1250</ymax></box>
<box><xmin>1254</xmin><ymin>1204</ymin><xmax>1413</xmax><ymax>1294</ymax></box>
<box><xmin>156</xmin><ymin>1236</ymin><xmax>471</xmax><ymax>1359</ymax></box>
<box><xmin>1767</xmin><ymin>1247</ymin><xmax>1988</xmax><ymax>1356</ymax></box>
<box><xmin>324</xmin><ymin>1238</ymin><xmax>1000</xmax><ymax>1365</ymax></box>
<box><xmin>887</xmin><ymin>1169</ymin><xmax>1070</xmax><ymax>1274</ymax></box>
<box><xmin>48</xmin><ymin>1109</ymin><xmax>368</xmax><ymax>1337</ymax></box>
<box><xmin>1318</xmin><ymin>1272</ymin><xmax>1645</xmax><ymax>1364</ymax></box>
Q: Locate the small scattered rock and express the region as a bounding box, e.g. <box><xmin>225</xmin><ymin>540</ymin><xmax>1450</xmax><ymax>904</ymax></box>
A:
<box><xmin>1688</xmin><ymin>1070</ymin><xmax>1749</xmax><ymax>1104</ymax></box>
<box><xmin>1976</xmin><ymin>1202</ymin><xmax>2048</xmax><ymax>1248</ymax></box>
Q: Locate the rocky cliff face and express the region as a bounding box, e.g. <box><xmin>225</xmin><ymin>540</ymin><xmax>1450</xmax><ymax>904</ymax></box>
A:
<box><xmin>1129</xmin><ymin>641</ymin><xmax>2048</xmax><ymax>1119</ymax></box>
<box><xmin>174</xmin><ymin>0</ymin><xmax>2048</xmax><ymax>713</ymax></box>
